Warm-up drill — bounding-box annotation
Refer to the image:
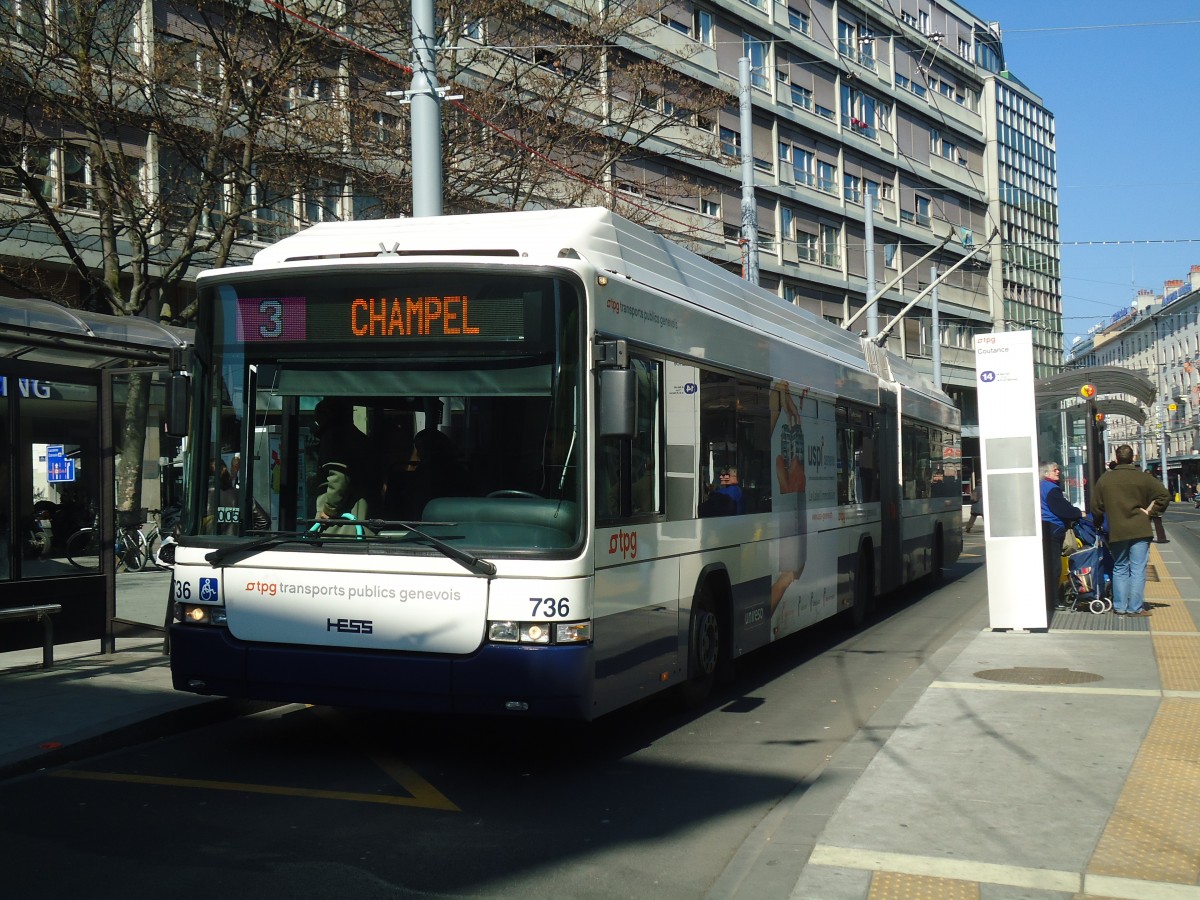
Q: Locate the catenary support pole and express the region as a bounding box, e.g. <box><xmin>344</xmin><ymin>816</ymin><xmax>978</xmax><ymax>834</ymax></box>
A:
<box><xmin>930</xmin><ymin>266</ymin><xmax>941</xmax><ymax>387</ymax></box>
<box><xmin>865</xmin><ymin>199</ymin><xmax>877</xmax><ymax>336</ymax></box>
<box><xmin>410</xmin><ymin>0</ymin><xmax>442</xmax><ymax>217</ymax></box>
<box><xmin>739</xmin><ymin>57</ymin><xmax>758</xmax><ymax>285</ymax></box>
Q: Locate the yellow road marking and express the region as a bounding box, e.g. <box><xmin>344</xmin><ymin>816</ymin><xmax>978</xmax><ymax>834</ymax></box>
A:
<box><xmin>52</xmin><ymin>767</ymin><xmax>459</xmax><ymax>809</ymax></box>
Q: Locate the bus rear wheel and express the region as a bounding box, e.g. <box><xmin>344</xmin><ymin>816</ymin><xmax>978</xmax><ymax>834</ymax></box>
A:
<box><xmin>849</xmin><ymin>553</ymin><xmax>875</xmax><ymax>629</ymax></box>
<box><xmin>681</xmin><ymin>587</ymin><xmax>721</xmax><ymax>707</ymax></box>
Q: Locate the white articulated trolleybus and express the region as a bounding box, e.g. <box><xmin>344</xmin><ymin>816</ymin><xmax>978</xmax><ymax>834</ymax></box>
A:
<box><xmin>169</xmin><ymin>207</ymin><xmax>961</xmax><ymax>719</ymax></box>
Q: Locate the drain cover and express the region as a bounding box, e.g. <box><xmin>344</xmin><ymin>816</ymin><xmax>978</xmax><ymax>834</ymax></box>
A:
<box><xmin>973</xmin><ymin>667</ymin><xmax>1103</xmax><ymax>685</ymax></box>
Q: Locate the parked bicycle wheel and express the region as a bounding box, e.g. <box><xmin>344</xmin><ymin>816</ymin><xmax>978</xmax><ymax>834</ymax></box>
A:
<box><xmin>119</xmin><ymin>527</ymin><xmax>148</xmax><ymax>572</ymax></box>
<box><xmin>146</xmin><ymin>530</ymin><xmax>166</xmax><ymax>569</ymax></box>
<box><xmin>66</xmin><ymin>527</ymin><xmax>101</xmax><ymax>570</ymax></box>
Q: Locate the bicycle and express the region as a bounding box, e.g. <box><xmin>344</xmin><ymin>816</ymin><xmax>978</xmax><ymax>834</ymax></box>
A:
<box><xmin>66</xmin><ymin>508</ymin><xmax>164</xmax><ymax>572</ymax></box>
<box><xmin>140</xmin><ymin>508</ymin><xmax>177</xmax><ymax>569</ymax></box>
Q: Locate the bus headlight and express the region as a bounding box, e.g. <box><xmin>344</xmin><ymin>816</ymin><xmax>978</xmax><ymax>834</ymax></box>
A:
<box><xmin>176</xmin><ymin>603</ymin><xmax>228</xmax><ymax>626</ymax></box>
<box><xmin>489</xmin><ymin>620</ymin><xmax>520</xmax><ymax>642</ymax></box>
<box><xmin>487</xmin><ymin>620</ymin><xmax>591</xmax><ymax>644</ymax></box>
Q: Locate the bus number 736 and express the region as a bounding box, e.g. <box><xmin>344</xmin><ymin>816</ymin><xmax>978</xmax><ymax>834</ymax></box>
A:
<box><xmin>531</xmin><ymin>597</ymin><xmax>570</xmax><ymax>618</ymax></box>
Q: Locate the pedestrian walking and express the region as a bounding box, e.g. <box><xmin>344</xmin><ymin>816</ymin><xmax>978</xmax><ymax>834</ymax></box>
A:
<box><xmin>1040</xmin><ymin>461</ymin><xmax>1082</xmax><ymax>619</ymax></box>
<box><xmin>966</xmin><ymin>484</ymin><xmax>983</xmax><ymax>533</ymax></box>
<box><xmin>1092</xmin><ymin>445</ymin><xmax>1171</xmax><ymax>616</ymax></box>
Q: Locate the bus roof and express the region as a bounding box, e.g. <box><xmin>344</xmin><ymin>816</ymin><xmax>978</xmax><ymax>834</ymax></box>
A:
<box><xmin>236</xmin><ymin>207</ymin><xmax>950</xmax><ymax>409</ymax></box>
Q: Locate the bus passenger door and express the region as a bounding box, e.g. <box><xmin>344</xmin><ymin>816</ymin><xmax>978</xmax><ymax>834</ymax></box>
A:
<box><xmin>592</xmin><ymin>355</ymin><xmax>676</xmax><ymax>715</ymax></box>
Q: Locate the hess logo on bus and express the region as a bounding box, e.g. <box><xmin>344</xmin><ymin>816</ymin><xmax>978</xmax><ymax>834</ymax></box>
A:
<box><xmin>327</xmin><ymin>617</ymin><xmax>374</xmax><ymax>634</ymax></box>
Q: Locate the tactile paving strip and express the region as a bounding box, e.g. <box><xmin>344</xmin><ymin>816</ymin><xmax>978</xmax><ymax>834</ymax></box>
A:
<box><xmin>1145</xmin><ymin>546</ymin><xmax>1183</xmax><ymax>601</ymax></box>
<box><xmin>1086</xmin><ymin>697</ymin><xmax>1200</xmax><ymax>885</ymax></box>
<box><xmin>1153</xmin><ymin>634</ymin><xmax>1200</xmax><ymax>692</ymax></box>
<box><xmin>868</xmin><ymin>872</ymin><xmax>980</xmax><ymax>899</ymax></box>
<box><xmin>1147</xmin><ymin>601</ymin><xmax>1197</xmax><ymax>633</ymax></box>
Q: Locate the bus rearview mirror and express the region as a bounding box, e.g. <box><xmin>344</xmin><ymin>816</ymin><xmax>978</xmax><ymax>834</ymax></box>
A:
<box><xmin>165</xmin><ymin>373</ymin><xmax>190</xmax><ymax>437</ymax></box>
<box><xmin>598</xmin><ymin>368</ymin><xmax>636</xmax><ymax>437</ymax></box>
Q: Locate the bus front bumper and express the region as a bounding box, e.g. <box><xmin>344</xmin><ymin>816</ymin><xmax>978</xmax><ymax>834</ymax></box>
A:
<box><xmin>169</xmin><ymin>624</ymin><xmax>596</xmax><ymax>720</ymax></box>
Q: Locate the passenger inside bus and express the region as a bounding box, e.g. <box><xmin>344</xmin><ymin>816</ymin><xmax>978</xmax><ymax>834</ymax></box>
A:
<box><xmin>314</xmin><ymin>461</ymin><xmax>369</xmax><ymax>534</ymax></box>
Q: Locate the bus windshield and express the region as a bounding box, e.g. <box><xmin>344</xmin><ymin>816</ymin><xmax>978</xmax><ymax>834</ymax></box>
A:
<box><xmin>188</xmin><ymin>269</ymin><xmax>583</xmax><ymax>555</ymax></box>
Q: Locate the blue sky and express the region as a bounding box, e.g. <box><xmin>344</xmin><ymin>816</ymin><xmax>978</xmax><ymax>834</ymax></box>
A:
<box><xmin>965</xmin><ymin>1</ymin><xmax>1200</xmax><ymax>350</ymax></box>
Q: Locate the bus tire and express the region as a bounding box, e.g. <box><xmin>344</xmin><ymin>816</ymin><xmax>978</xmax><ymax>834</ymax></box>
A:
<box><xmin>850</xmin><ymin>549</ymin><xmax>875</xmax><ymax>629</ymax></box>
<box><xmin>925</xmin><ymin>526</ymin><xmax>945</xmax><ymax>585</ymax></box>
<box><xmin>680</xmin><ymin>584</ymin><xmax>722</xmax><ymax>707</ymax></box>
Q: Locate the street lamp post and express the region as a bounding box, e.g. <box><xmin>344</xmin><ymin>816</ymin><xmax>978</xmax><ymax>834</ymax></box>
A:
<box><xmin>1153</xmin><ymin>308</ymin><xmax>1170</xmax><ymax>488</ymax></box>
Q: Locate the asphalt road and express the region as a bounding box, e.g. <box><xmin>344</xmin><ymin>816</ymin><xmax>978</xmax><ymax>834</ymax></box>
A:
<box><xmin>0</xmin><ymin>546</ymin><xmax>987</xmax><ymax>899</ymax></box>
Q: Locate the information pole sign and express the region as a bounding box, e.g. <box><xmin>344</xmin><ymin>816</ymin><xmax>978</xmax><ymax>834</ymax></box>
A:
<box><xmin>975</xmin><ymin>331</ymin><xmax>1045</xmax><ymax>629</ymax></box>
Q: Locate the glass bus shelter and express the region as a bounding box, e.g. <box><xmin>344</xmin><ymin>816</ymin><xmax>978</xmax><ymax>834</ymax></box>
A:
<box><xmin>0</xmin><ymin>298</ymin><xmax>191</xmax><ymax>659</ymax></box>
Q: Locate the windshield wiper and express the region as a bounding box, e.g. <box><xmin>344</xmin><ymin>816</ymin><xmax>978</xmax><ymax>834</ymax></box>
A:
<box><xmin>370</xmin><ymin>519</ymin><xmax>497</xmax><ymax>577</ymax></box>
<box><xmin>203</xmin><ymin>519</ymin><xmax>497</xmax><ymax>577</ymax></box>
<box><xmin>204</xmin><ymin>530</ymin><xmax>324</xmax><ymax>566</ymax></box>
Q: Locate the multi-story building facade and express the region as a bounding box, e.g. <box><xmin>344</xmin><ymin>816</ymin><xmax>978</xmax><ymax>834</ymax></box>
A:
<box><xmin>0</xmin><ymin>0</ymin><xmax>1060</xmax><ymax>419</ymax></box>
<box><xmin>983</xmin><ymin>70</ymin><xmax>1061</xmax><ymax>378</ymax></box>
<box><xmin>1068</xmin><ymin>267</ymin><xmax>1200</xmax><ymax>470</ymax></box>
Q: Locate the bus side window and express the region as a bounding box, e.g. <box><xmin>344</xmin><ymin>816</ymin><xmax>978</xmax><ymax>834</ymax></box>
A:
<box><xmin>838</xmin><ymin>405</ymin><xmax>879</xmax><ymax>505</ymax></box>
<box><xmin>698</xmin><ymin>370</ymin><xmax>769</xmax><ymax>515</ymax></box>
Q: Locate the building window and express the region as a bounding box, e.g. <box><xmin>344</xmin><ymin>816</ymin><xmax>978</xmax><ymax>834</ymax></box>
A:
<box><xmin>0</xmin><ymin>141</ymin><xmax>52</xmax><ymax>202</ymax></box>
<box><xmin>798</xmin><ymin>232</ymin><xmax>817</xmax><ymax>262</ymax></box>
<box><xmin>742</xmin><ymin>34</ymin><xmax>769</xmax><ymax>89</ymax></box>
<box><xmin>843</xmin><ymin>174</ymin><xmax>860</xmax><ymax>204</ymax></box>
<box><xmin>660</xmin><ymin>13</ymin><xmax>689</xmax><ymax>35</ymax></box>
<box><xmin>820</xmin><ymin>224</ymin><xmax>840</xmax><ymax>268</ymax></box>
<box><xmin>61</xmin><ymin>144</ymin><xmax>95</xmax><ymax>210</ymax></box>
<box><xmin>837</xmin><ymin>20</ymin><xmax>874</xmax><ymax>69</ymax></box>
<box><xmin>720</xmin><ymin>126</ymin><xmax>739</xmax><ymax>157</ymax></box>
<box><xmin>816</xmin><ymin>160</ymin><xmax>836</xmax><ymax>194</ymax></box>
<box><xmin>303</xmin><ymin>179</ymin><xmax>342</xmax><ymax>224</ymax></box>
<box><xmin>787</xmin><ymin>7</ymin><xmax>810</xmax><ymax>35</ymax></box>
<box><xmin>462</xmin><ymin>18</ymin><xmax>485</xmax><ymax>41</ymax></box>
<box><xmin>793</xmin><ymin>148</ymin><xmax>814</xmax><ymax>187</ymax></box>
<box><xmin>694</xmin><ymin>10</ymin><xmax>713</xmax><ymax>45</ymax></box>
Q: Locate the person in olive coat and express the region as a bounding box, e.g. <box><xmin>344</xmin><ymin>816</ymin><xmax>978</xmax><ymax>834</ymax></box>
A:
<box><xmin>1092</xmin><ymin>445</ymin><xmax>1171</xmax><ymax>616</ymax></box>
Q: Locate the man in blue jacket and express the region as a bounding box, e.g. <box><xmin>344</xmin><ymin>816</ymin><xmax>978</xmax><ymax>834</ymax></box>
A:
<box><xmin>1041</xmin><ymin>461</ymin><xmax>1082</xmax><ymax>619</ymax></box>
<box><xmin>1093</xmin><ymin>445</ymin><xmax>1171</xmax><ymax>616</ymax></box>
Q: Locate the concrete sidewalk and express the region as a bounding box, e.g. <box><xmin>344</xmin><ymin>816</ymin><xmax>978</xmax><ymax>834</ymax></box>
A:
<box><xmin>717</xmin><ymin>531</ymin><xmax>1200</xmax><ymax>899</ymax></box>
<box><xmin>0</xmin><ymin>568</ymin><xmax>238</xmax><ymax>778</ymax></box>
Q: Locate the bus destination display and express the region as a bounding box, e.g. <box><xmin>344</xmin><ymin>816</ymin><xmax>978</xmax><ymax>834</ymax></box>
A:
<box><xmin>235</xmin><ymin>294</ymin><xmax>526</xmax><ymax>343</ymax></box>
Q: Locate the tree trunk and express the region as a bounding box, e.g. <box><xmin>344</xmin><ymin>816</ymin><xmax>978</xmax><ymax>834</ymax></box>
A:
<box><xmin>115</xmin><ymin>370</ymin><xmax>151</xmax><ymax>515</ymax></box>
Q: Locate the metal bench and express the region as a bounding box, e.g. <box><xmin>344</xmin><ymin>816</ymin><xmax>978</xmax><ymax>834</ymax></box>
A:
<box><xmin>0</xmin><ymin>604</ymin><xmax>63</xmax><ymax>668</ymax></box>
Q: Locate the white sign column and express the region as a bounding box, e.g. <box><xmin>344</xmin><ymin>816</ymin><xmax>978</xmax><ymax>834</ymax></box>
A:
<box><xmin>975</xmin><ymin>330</ymin><xmax>1046</xmax><ymax>629</ymax></box>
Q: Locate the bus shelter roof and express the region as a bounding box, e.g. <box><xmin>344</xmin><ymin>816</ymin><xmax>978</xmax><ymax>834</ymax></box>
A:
<box><xmin>1035</xmin><ymin>366</ymin><xmax>1157</xmax><ymax>409</ymax></box>
<box><xmin>1063</xmin><ymin>397</ymin><xmax>1148</xmax><ymax>425</ymax></box>
<box><xmin>0</xmin><ymin>297</ymin><xmax>191</xmax><ymax>368</ymax></box>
